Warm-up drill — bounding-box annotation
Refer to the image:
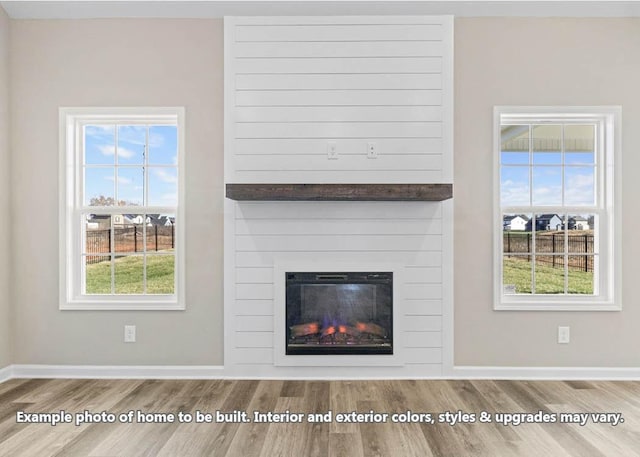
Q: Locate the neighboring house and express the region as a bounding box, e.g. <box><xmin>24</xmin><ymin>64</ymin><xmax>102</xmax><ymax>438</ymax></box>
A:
<box><xmin>123</xmin><ymin>214</ymin><xmax>151</xmax><ymax>225</ymax></box>
<box><xmin>570</xmin><ymin>216</ymin><xmax>590</xmax><ymax>230</ymax></box>
<box><xmin>503</xmin><ymin>215</ymin><xmax>529</xmax><ymax>231</ymax></box>
<box><xmin>113</xmin><ymin>214</ymin><xmax>136</xmax><ymax>226</ymax></box>
<box><xmin>112</xmin><ymin>214</ymin><xmax>175</xmax><ymax>227</ymax></box>
<box><xmin>86</xmin><ymin>214</ymin><xmax>111</xmax><ymax>230</ymax></box>
<box><xmin>526</xmin><ymin>214</ymin><xmax>563</xmax><ymax>231</ymax></box>
<box><xmin>148</xmin><ymin>214</ymin><xmax>175</xmax><ymax>227</ymax></box>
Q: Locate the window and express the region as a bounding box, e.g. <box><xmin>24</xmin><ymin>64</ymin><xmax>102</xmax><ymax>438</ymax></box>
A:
<box><xmin>60</xmin><ymin>107</ymin><xmax>185</xmax><ymax>310</ymax></box>
<box><xmin>494</xmin><ymin>106</ymin><xmax>621</xmax><ymax>311</ymax></box>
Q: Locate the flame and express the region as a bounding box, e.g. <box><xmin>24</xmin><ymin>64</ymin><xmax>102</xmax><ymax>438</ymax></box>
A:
<box><xmin>325</xmin><ymin>326</ymin><xmax>336</xmax><ymax>336</ymax></box>
<box><xmin>338</xmin><ymin>325</ymin><xmax>347</xmax><ymax>334</ymax></box>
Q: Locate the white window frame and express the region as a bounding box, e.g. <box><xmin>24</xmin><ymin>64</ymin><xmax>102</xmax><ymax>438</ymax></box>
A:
<box><xmin>494</xmin><ymin>106</ymin><xmax>621</xmax><ymax>311</ymax></box>
<box><xmin>59</xmin><ymin>107</ymin><xmax>185</xmax><ymax>310</ymax></box>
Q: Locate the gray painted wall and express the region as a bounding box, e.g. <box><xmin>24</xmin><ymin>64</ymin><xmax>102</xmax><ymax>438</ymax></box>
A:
<box><xmin>454</xmin><ymin>18</ymin><xmax>640</xmax><ymax>366</ymax></box>
<box><xmin>6</xmin><ymin>16</ymin><xmax>640</xmax><ymax>368</ymax></box>
<box><xmin>10</xmin><ymin>19</ymin><xmax>224</xmax><ymax>364</ymax></box>
<box><xmin>0</xmin><ymin>7</ymin><xmax>11</xmax><ymax>369</ymax></box>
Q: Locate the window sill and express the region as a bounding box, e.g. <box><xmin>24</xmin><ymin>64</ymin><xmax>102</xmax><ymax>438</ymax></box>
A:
<box><xmin>60</xmin><ymin>299</ymin><xmax>185</xmax><ymax>311</ymax></box>
<box><xmin>495</xmin><ymin>300</ymin><xmax>621</xmax><ymax>312</ymax></box>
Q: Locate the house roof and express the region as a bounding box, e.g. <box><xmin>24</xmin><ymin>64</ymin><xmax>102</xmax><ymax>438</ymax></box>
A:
<box><xmin>503</xmin><ymin>214</ymin><xmax>529</xmax><ymax>222</ymax></box>
<box><xmin>536</xmin><ymin>214</ymin><xmax>561</xmax><ymax>222</ymax></box>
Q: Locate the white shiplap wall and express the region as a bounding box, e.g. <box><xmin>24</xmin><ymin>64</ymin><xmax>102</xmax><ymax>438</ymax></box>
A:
<box><xmin>227</xmin><ymin>201</ymin><xmax>447</xmax><ymax>377</ymax></box>
<box><xmin>224</xmin><ymin>16</ymin><xmax>453</xmax><ymax>377</ymax></box>
<box><xmin>225</xmin><ymin>16</ymin><xmax>452</xmax><ymax>184</ymax></box>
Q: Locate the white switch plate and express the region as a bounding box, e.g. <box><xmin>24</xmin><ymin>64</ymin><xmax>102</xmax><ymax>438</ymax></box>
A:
<box><xmin>327</xmin><ymin>142</ymin><xmax>338</xmax><ymax>160</ymax></box>
<box><xmin>124</xmin><ymin>325</ymin><xmax>136</xmax><ymax>343</ymax></box>
<box><xmin>558</xmin><ymin>326</ymin><xmax>570</xmax><ymax>344</ymax></box>
<box><xmin>367</xmin><ymin>142</ymin><xmax>378</xmax><ymax>159</ymax></box>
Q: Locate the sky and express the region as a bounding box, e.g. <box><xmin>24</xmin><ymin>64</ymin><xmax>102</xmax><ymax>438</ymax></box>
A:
<box><xmin>84</xmin><ymin>124</ymin><xmax>178</xmax><ymax>207</ymax></box>
<box><xmin>500</xmin><ymin>125</ymin><xmax>596</xmax><ymax>208</ymax></box>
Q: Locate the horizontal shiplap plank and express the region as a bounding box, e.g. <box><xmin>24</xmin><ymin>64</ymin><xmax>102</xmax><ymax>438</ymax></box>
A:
<box><xmin>235</xmin><ymin>24</ymin><xmax>443</xmax><ymax>42</ymax></box>
<box><xmin>404</xmin><ymin>283</ymin><xmax>442</xmax><ymax>300</ymax></box>
<box><xmin>235</xmin><ymin>234</ymin><xmax>441</xmax><ymax>252</ymax></box>
<box><xmin>232</xmin><ymin>170</ymin><xmax>444</xmax><ymax>183</ymax></box>
<box><xmin>404</xmin><ymin>347</ymin><xmax>442</xmax><ymax>365</ymax></box>
<box><xmin>403</xmin><ymin>315</ymin><xmax>442</xmax><ymax>332</ymax></box>
<box><xmin>236</xmin><ymin>89</ymin><xmax>442</xmax><ymax>106</ymax></box>
<box><xmin>235</xmin><ymin>299</ymin><xmax>273</xmax><ymax>316</ymax></box>
<box><xmin>234</xmin><ymin>348</ymin><xmax>273</xmax><ymax>365</ymax></box>
<box><xmin>404</xmin><ymin>299</ymin><xmax>443</xmax><ymax>316</ymax></box>
<box><xmin>235</xmin><ymin>57</ymin><xmax>441</xmax><ymax>75</ymax></box>
<box><xmin>236</xmin><ymin>105</ymin><xmax>442</xmax><ymax>123</ymax></box>
<box><xmin>236</xmin><ymin>283</ymin><xmax>274</xmax><ymax>300</ymax></box>
<box><xmin>236</xmin><ymin>121</ymin><xmax>441</xmax><ymax>139</ymax></box>
<box><xmin>235</xmin><ymin>219</ymin><xmax>442</xmax><ymax>236</ymax></box>
<box><xmin>235</xmin><ymin>251</ymin><xmax>443</xmax><ymax>268</ymax></box>
<box><xmin>235</xmin><ymin>155</ymin><xmax>442</xmax><ymax>172</ymax></box>
<box><xmin>235</xmin><ymin>138</ymin><xmax>443</xmax><ymax>155</ymax></box>
<box><xmin>235</xmin><ymin>331</ymin><xmax>273</xmax><ymax>348</ymax></box>
<box><xmin>403</xmin><ymin>267</ymin><xmax>443</xmax><ymax>284</ymax></box>
<box><xmin>233</xmin><ymin>16</ymin><xmax>446</xmax><ymax>26</ymax></box>
<box><xmin>236</xmin><ymin>201</ymin><xmax>443</xmax><ymax>219</ymax></box>
<box><xmin>236</xmin><ymin>73</ymin><xmax>441</xmax><ymax>91</ymax></box>
<box><xmin>404</xmin><ymin>331</ymin><xmax>442</xmax><ymax>348</ymax></box>
<box><xmin>234</xmin><ymin>41</ymin><xmax>444</xmax><ymax>58</ymax></box>
<box><xmin>236</xmin><ymin>315</ymin><xmax>273</xmax><ymax>332</ymax></box>
<box><xmin>236</xmin><ymin>267</ymin><xmax>274</xmax><ymax>284</ymax></box>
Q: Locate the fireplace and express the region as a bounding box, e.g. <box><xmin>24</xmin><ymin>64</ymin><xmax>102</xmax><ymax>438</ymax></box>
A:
<box><xmin>285</xmin><ymin>272</ymin><xmax>393</xmax><ymax>355</ymax></box>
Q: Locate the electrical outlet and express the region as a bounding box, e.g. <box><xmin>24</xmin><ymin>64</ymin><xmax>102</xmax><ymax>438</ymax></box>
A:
<box><xmin>124</xmin><ymin>325</ymin><xmax>136</xmax><ymax>343</ymax></box>
<box><xmin>367</xmin><ymin>142</ymin><xmax>378</xmax><ymax>159</ymax></box>
<box><xmin>558</xmin><ymin>326</ymin><xmax>570</xmax><ymax>344</ymax></box>
<box><xmin>327</xmin><ymin>142</ymin><xmax>338</xmax><ymax>160</ymax></box>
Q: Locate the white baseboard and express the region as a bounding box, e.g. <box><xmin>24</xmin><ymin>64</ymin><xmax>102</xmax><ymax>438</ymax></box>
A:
<box><xmin>11</xmin><ymin>364</ymin><xmax>225</xmax><ymax>379</ymax></box>
<box><xmin>3</xmin><ymin>364</ymin><xmax>640</xmax><ymax>381</ymax></box>
<box><xmin>450</xmin><ymin>366</ymin><xmax>640</xmax><ymax>380</ymax></box>
<box><xmin>0</xmin><ymin>365</ymin><xmax>13</xmax><ymax>383</ymax></box>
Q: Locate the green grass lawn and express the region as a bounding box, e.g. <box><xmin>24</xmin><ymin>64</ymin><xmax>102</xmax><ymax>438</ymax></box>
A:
<box><xmin>503</xmin><ymin>257</ymin><xmax>593</xmax><ymax>294</ymax></box>
<box><xmin>86</xmin><ymin>254</ymin><xmax>175</xmax><ymax>294</ymax></box>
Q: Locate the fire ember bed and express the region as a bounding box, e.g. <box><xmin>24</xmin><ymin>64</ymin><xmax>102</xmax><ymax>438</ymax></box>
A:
<box><xmin>285</xmin><ymin>272</ymin><xmax>393</xmax><ymax>355</ymax></box>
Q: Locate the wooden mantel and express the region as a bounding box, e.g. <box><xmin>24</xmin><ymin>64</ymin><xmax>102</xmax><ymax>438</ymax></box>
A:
<box><xmin>225</xmin><ymin>183</ymin><xmax>453</xmax><ymax>202</ymax></box>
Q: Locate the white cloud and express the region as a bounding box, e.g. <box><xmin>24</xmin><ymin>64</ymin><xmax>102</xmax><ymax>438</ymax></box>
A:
<box><xmin>154</xmin><ymin>168</ymin><xmax>177</xmax><ymax>184</ymax></box>
<box><xmin>98</xmin><ymin>145</ymin><xmax>135</xmax><ymax>159</ymax></box>
<box><xmin>86</xmin><ymin>125</ymin><xmax>114</xmax><ymax>135</ymax></box>
<box><xmin>117</xmin><ymin>126</ymin><xmax>147</xmax><ymax>146</ymax></box>
<box><xmin>501</xmin><ymin>179</ymin><xmax>530</xmax><ymax>206</ymax></box>
<box><xmin>105</xmin><ymin>175</ymin><xmax>132</xmax><ymax>185</ymax></box>
<box><xmin>564</xmin><ymin>172</ymin><xmax>594</xmax><ymax>205</ymax></box>
<box><xmin>148</xmin><ymin>131</ymin><xmax>166</xmax><ymax>148</ymax></box>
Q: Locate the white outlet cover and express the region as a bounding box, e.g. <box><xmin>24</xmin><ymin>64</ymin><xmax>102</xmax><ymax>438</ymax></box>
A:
<box><xmin>327</xmin><ymin>142</ymin><xmax>338</xmax><ymax>160</ymax></box>
<box><xmin>558</xmin><ymin>326</ymin><xmax>570</xmax><ymax>344</ymax></box>
<box><xmin>124</xmin><ymin>325</ymin><xmax>136</xmax><ymax>343</ymax></box>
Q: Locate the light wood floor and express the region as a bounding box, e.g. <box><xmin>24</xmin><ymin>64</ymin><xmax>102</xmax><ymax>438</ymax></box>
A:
<box><xmin>1</xmin><ymin>378</ymin><xmax>639</xmax><ymax>456</ymax></box>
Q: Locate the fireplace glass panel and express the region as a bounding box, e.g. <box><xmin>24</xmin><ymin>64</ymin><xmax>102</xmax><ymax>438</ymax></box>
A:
<box><xmin>286</xmin><ymin>272</ymin><xmax>393</xmax><ymax>355</ymax></box>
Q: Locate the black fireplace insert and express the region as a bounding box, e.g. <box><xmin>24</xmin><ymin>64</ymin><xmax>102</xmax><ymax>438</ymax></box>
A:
<box><xmin>285</xmin><ymin>272</ymin><xmax>393</xmax><ymax>355</ymax></box>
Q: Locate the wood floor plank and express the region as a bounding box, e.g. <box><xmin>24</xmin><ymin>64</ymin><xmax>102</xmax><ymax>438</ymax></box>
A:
<box><xmin>0</xmin><ymin>378</ymin><xmax>32</xmax><ymax>396</ymax></box>
<box><xmin>87</xmin><ymin>380</ymin><xmax>204</xmax><ymax>457</ymax></box>
<box><xmin>222</xmin><ymin>380</ymin><xmax>283</xmax><ymax>457</ymax></box>
<box><xmin>329</xmin><ymin>381</ymin><xmax>359</xmax><ymax>434</ymax></box>
<box><xmin>329</xmin><ymin>432</ymin><xmax>364</xmax><ymax>457</ymax></box>
<box><xmin>1</xmin><ymin>378</ymin><xmax>639</xmax><ymax>457</ymax></box>
<box><xmin>280</xmin><ymin>380</ymin><xmax>306</xmax><ymax>398</ymax></box>
<box><xmin>193</xmin><ymin>380</ymin><xmax>260</xmax><ymax>456</ymax></box>
<box><xmin>258</xmin><ymin>397</ymin><xmax>307</xmax><ymax>457</ymax></box>
<box><xmin>300</xmin><ymin>381</ymin><xmax>330</xmax><ymax>457</ymax></box>
<box><xmin>154</xmin><ymin>380</ymin><xmax>238</xmax><ymax>456</ymax></box>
